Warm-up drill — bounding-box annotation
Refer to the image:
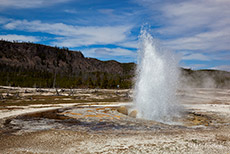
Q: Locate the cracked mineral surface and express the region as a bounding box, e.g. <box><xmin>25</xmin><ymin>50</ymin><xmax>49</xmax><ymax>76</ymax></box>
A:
<box><xmin>0</xmin><ymin>87</ymin><xmax>230</xmax><ymax>153</ymax></box>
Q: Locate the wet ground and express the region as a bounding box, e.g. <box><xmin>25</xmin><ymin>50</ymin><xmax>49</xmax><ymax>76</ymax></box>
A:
<box><xmin>0</xmin><ymin>87</ymin><xmax>230</xmax><ymax>153</ymax></box>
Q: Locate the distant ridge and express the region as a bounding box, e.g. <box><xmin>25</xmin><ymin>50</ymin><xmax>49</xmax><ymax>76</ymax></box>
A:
<box><xmin>0</xmin><ymin>40</ymin><xmax>229</xmax><ymax>88</ymax></box>
<box><xmin>0</xmin><ymin>40</ymin><xmax>135</xmax><ymax>75</ymax></box>
<box><xmin>0</xmin><ymin>40</ymin><xmax>135</xmax><ymax>88</ymax></box>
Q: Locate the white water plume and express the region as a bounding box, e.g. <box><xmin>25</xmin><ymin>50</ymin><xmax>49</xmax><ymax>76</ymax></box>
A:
<box><xmin>134</xmin><ymin>30</ymin><xmax>181</xmax><ymax>122</ymax></box>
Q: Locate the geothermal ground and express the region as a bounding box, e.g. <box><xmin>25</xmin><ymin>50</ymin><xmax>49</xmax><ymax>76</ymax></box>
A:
<box><xmin>0</xmin><ymin>86</ymin><xmax>230</xmax><ymax>153</ymax></box>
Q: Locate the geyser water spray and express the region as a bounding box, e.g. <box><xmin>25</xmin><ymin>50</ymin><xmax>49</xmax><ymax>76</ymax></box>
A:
<box><xmin>134</xmin><ymin>29</ymin><xmax>181</xmax><ymax>122</ymax></box>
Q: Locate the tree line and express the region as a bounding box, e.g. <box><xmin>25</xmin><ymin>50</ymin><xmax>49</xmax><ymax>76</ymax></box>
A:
<box><xmin>0</xmin><ymin>64</ymin><xmax>133</xmax><ymax>89</ymax></box>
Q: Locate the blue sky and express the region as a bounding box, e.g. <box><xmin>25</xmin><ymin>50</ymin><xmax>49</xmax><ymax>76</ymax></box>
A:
<box><xmin>0</xmin><ymin>0</ymin><xmax>230</xmax><ymax>71</ymax></box>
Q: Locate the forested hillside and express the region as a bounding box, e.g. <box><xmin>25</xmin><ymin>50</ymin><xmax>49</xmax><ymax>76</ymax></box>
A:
<box><xmin>0</xmin><ymin>40</ymin><xmax>135</xmax><ymax>88</ymax></box>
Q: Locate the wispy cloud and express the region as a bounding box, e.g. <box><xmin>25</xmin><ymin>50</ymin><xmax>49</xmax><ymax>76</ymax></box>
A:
<box><xmin>98</xmin><ymin>9</ymin><xmax>114</xmax><ymax>15</ymax></box>
<box><xmin>182</xmin><ymin>53</ymin><xmax>210</xmax><ymax>61</ymax></box>
<box><xmin>163</xmin><ymin>28</ymin><xmax>230</xmax><ymax>52</ymax></box>
<box><xmin>3</xmin><ymin>19</ymin><xmax>133</xmax><ymax>47</ymax></box>
<box><xmin>155</xmin><ymin>0</ymin><xmax>230</xmax><ymax>36</ymax></box>
<box><xmin>0</xmin><ymin>17</ymin><xmax>10</xmax><ymax>24</ymax></box>
<box><xmin>137</xmin><ymin>0</ymin><xmax>230</xmax><ymax>53</ymax></box>
<box><xmin>0</xmin><ymin>0</ymin><xmax>71</xmax><ymax>9</ymax></box>
<box><xmin>187</xmin><ymin>64</ymin><xmax>208</xmax><ymax>70</ymax></box>
<box><xmin>84</xmin><ymin>47</ymin><xmax>136</xmax><ymax>57</ymax></box>
<box><xmin>64</xmin><ymin>9</ymin><xmax>78</xmax><ymax>14</ymax></box>
<box><xmin>51</xmin><ymin>26</ymin><xmax>132</xmax><ymax>47</ymax></box>
<box><xmin>118</xmin><ymin>40</ymin><xmax>138</xmax><ymax>49</ymax></box>
<box><xmin>82</xmin><ymin>47</ymin><xmax>137</xmax><ymax>62</ymax></box>
<box><xmin>0</xmin><ymin>34</ymin><xmax>39</xmax><ymax>42</ymax></box>
<box><xmin>180</xmin><ymin>50</ymin><xmax>230</xmax><ymax>61</ymax></box>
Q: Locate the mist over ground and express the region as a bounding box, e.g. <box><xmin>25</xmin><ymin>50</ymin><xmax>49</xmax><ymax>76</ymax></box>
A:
<box><xmin>180</xmin><ymin>69</ymin><xmax>230</xmax><ymax>89</ymax></box>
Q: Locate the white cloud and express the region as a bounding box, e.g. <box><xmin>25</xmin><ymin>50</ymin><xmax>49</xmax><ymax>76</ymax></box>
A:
<box><xmin>182</xmin><ymin>53</ymin><xmax>210</xmax><ymax>61</ymax></box>
<box><xmin>82</xmin><ymin>47</ymin><xmax>137</xmax><ymax>62</ymax></box>
<box><xmin>163</xmin><ymin>27</ymin><xmax>230</xmax><ymax>52</ymax></box>
<box><xmin>98</xmin><ymin>9</ymin><xmax>114</xmax><ymax>15</ymax></box>
<box><xmin>83</xmin><ymin>47</ymin><xmax>136</xmax><ymax>57</ymax></box>
<box><xmin>0</xmin><ymin>0</ymin><xmax>71</xmax><ymax>9</ymax></box>
<box><xmin>64</xmin><ymin>9</ymin><xmax>78</xmax><ymax>14</ymax></box>
<box><xmin>0</xmin><ymin>17</ymin><xmax>10</xmax><ymax>24</ymax></box>
<box><xmin>211</xmin><ymin>52</ymin><xmax>230</xmax><ymax>61</ymax></box>
<box><xmin>0</xmin><ymin>34</ymin><xmax>39</xmax><ymax>42</ymax></box>
<box><xmin>190</xmin><ymin>64</ymin><xmax>208</xmax><ymax>70</ymax></box>
<box><xmin>137</xmin><ymin>0</ymin><xmax>230</xmax><ymax>53</ymax></box>
<box><xmin>159</xmin><ymin>0</ymin><xmax>230</xmax><ymax>35</ymax></box>
<box><xmin>180</xmin><ymin>50</ymin><xmax>230</xmax><ymax>62</ymax></box>
<box><xmin>118</xmin><ymin>40</ymin><xmax>138</xmax><ymax>49</ymax></box>
<box><xmin>3</xmin><ymin>19</ymin><xmax>133</xmax><ymax>47</ymax></box>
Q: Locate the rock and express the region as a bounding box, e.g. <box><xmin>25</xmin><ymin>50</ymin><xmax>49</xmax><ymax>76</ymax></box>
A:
<box><xmin>129</xmin><ymin>110</ymin><xmax>137</xmax><ymax>118</ymax></box>
<box><xmin>117</xmin><ymin>106</ymin><xmax>128</xmax><ymax>115</ymax></box>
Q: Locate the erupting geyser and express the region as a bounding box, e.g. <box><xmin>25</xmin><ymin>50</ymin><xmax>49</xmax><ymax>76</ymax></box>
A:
<box><xmin>134</xmin><ymin>30</ymin><xmax>181</xmax><ymax>122</ymax></box>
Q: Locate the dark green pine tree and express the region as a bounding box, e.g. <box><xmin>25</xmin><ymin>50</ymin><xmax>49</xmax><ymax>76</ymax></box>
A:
<box><xmin>101</xmin><ymin>74</ymin><xmax>108</xmax><ymax>89</ymax></box>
